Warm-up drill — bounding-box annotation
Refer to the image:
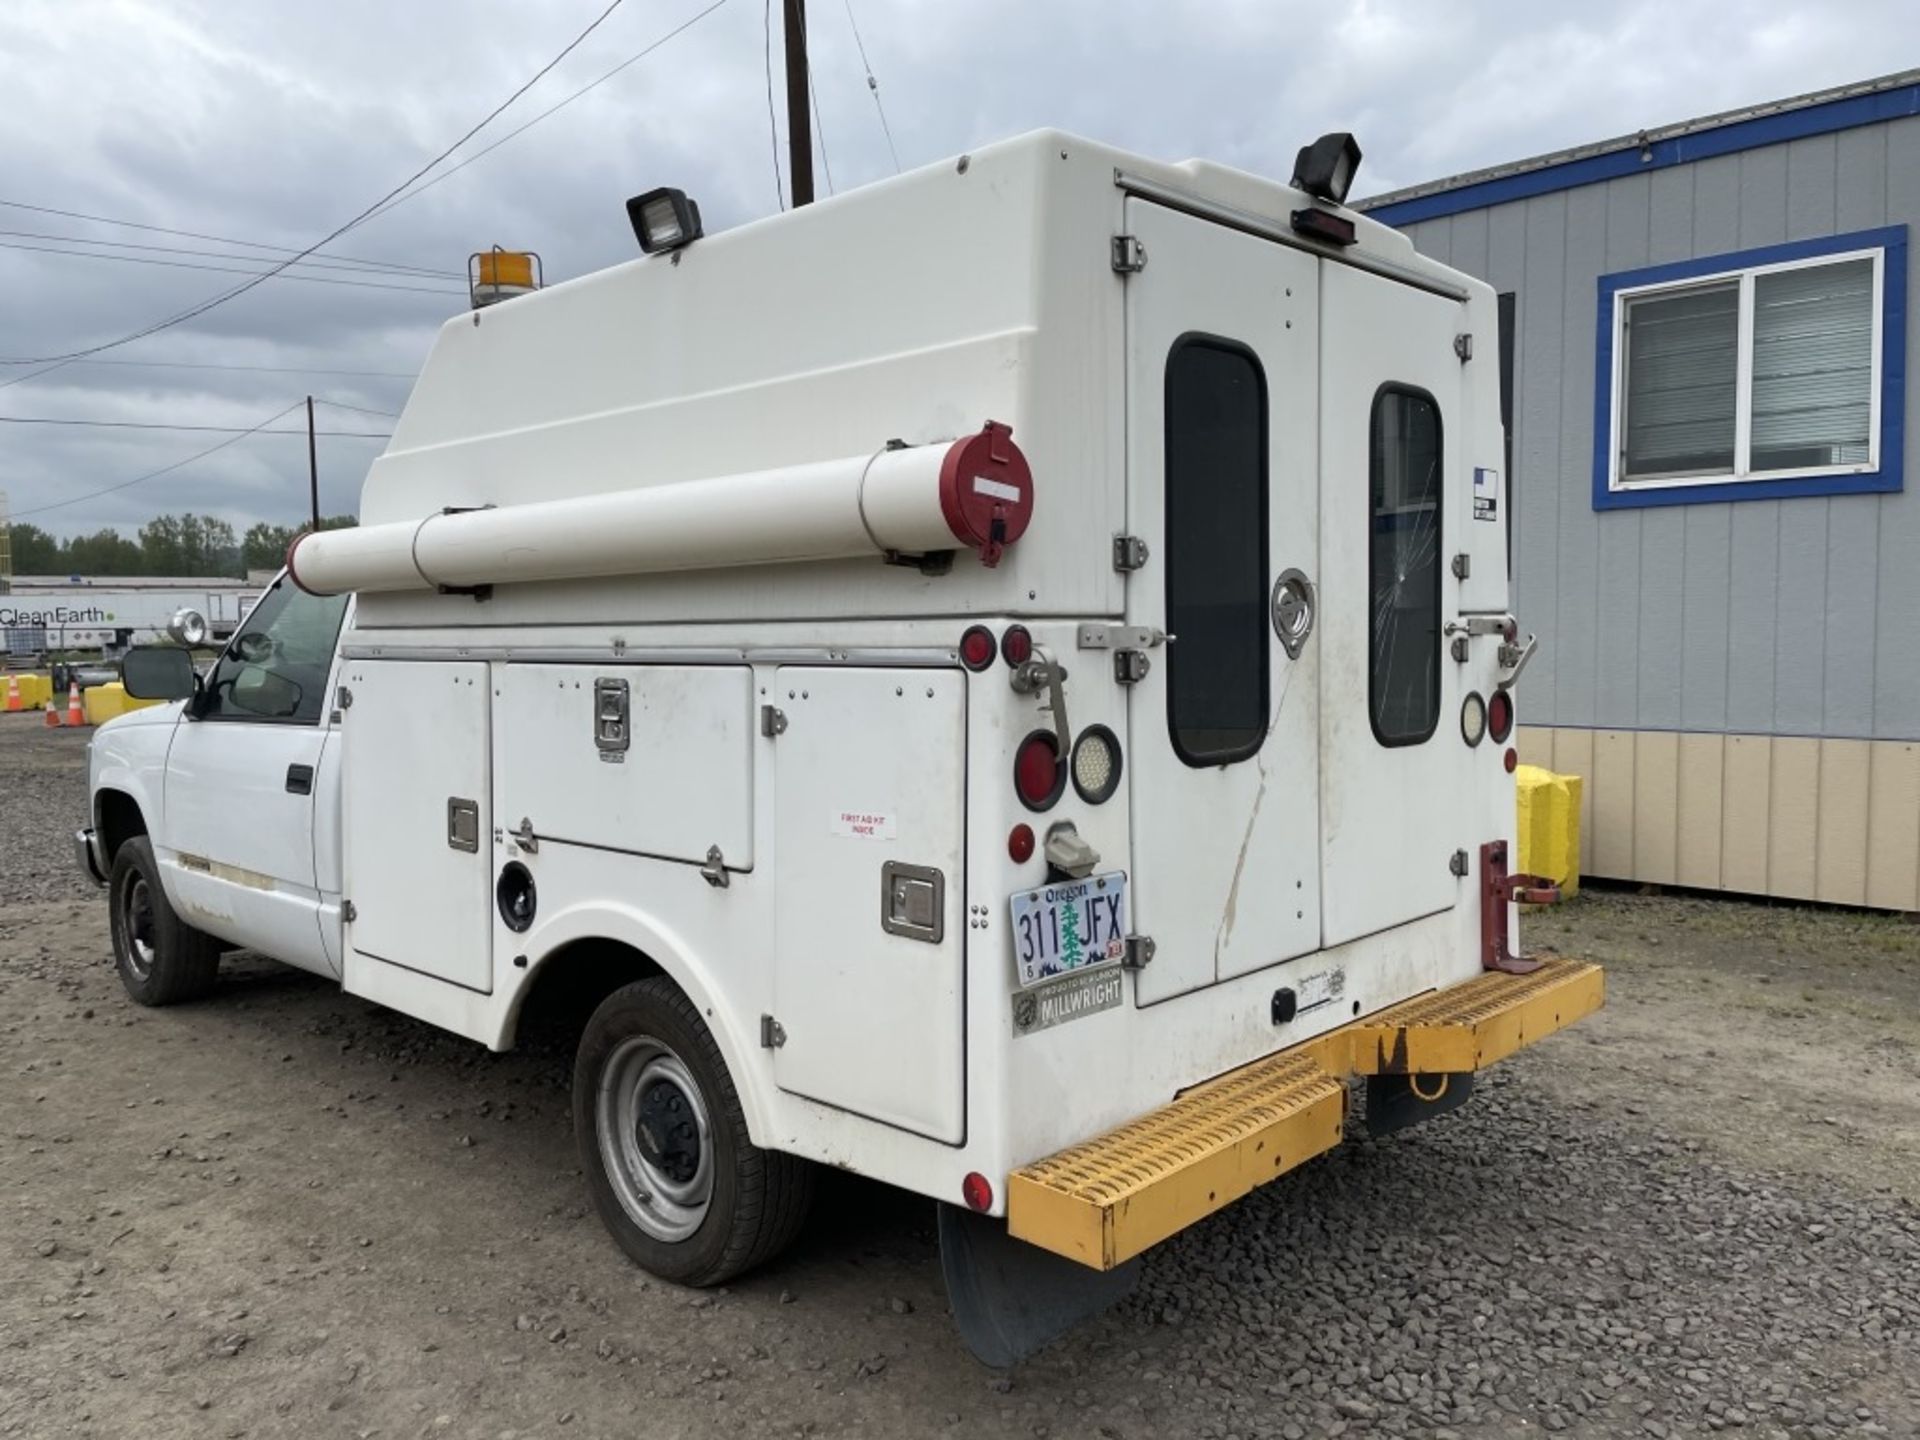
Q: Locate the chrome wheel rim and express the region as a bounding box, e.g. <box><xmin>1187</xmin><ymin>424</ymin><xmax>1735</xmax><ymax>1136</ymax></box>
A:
<box><xmin>596</xmin><ymin>1035</ymin><xmax>712</xmax><ymax>1243</ymax></box>
<box><xmin>122</xmin><ymin>876</ymin><xmax>157</xmax><ymax>981</ymax></box>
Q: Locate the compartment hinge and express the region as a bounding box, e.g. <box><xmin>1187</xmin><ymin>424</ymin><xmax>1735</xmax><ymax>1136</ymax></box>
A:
<box><xmin>513</xmin><ymin>817</ymin><xmax>539</xmax><ymax>854</ymax></box>
<box><xmin>760</xmin><ymin>704</ymin><xmax>788</xmax><ymax>738</ymax></box>
<box><xmin>1123</xmin><ymin>934</ymin><xmax>1156</xmax><ymax>969</ymax></box>
<box><xmin>342</xmin><ymin>900</ymin><xmax>357</xmax><ymax>923</ymax></box>
<box><xmin>1114</xmin><ymin>651</ymin><xmax>1151</xmax><ymax>685</ymax></box>
<box><xmin>760</xmin><ymin>1014</ymin><xmax>786</xmax><ymax>1048</ymax></box>
<box><xmin>701</xmin><ymin>844</ymin><xmax>730</xmax><ymax>889</ymax></box>
<box><xmin>1112</xmin><ymin>534</ymin><xmax>1150</xmax><ymax>572</ymax></box>
<box><xmin>1110</xmin><ymin>235</ymin><xmax>1148</xmax><ymax>274</ymax></box>
<box><xmin>1454</xmin><ymin>332</ymin><xmax>1473</xmax><ymax>362</ymax></box>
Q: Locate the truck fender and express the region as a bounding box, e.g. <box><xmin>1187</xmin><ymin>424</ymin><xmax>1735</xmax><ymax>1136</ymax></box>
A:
<box><xmin>502</xmin><ymin>900</ymin><xmax>771</xmax><ymax>1143</ymax></box>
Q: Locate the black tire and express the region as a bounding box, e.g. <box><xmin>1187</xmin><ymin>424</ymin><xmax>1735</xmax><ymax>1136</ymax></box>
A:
<box><xmin>574</xmin><ymin>977</ymin><xmax>813</xmax><ymax>1286</ymax></box>
<box><xmin>107</xmin><ymin>836</ymin><xmax>220</xmax><ymax>1006</ymax></box>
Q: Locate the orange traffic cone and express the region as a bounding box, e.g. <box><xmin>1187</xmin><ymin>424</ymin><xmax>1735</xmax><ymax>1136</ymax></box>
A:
<box><xmin>44</xmin><ymin>700</ymin><xmax>60</xmax><ymax>728</ymax></box>
<box><xmin>66</xmin><ymin>681</ymin><xmax>84</xmax><ymax>727</ymax></box>
<box><xmin>4</xmin><ymin>674</ymin><xmax>19</xmax><ymax>711</ymax></box>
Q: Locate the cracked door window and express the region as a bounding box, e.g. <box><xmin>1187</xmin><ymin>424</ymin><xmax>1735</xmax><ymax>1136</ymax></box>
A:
<box><xmin>1369</xmin><ymin>386</ymin><xmax>1442</xmax><ymax>746</ymax></box>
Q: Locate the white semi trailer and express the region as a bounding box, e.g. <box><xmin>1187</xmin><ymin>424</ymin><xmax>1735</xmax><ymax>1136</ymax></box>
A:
<box><xmin>80</xmin><ymin>130</ymin><xmax>1602</xmax><ymax>1360</ymax></box>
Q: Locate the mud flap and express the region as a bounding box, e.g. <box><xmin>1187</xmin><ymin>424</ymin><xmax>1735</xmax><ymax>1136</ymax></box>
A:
<box><xmin>1365</xmin><ymin>1071</ymin><xmax>1475</xmax><ymax>1137</ymax></box>
<box><xmin>937</xmin><ymin>1202</ymin><xmax>1141</xmax><ymax>1367</ymax></box>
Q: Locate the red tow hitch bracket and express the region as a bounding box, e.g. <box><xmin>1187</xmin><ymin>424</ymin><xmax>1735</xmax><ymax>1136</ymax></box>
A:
<box><xmin>1480</xmin><ymin>839</ymin><xmax>1560</xmax><ymax>975</ymax></box>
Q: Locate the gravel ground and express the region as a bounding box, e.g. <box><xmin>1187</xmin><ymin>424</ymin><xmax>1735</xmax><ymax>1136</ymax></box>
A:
<box><xmin>2</xmin><ymin>711</ymin><xmax>1917</xmax><ymax>1439</ymax></box>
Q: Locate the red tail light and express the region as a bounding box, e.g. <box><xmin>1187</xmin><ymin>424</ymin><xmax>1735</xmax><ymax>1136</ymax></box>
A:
<box><xmin>961</xmin><ymin>1171</ymin><xmax>994</xmax><ymax>1213</ymax></box>
<box><xmin>960</xmin><ymin>625</ymin><xmax>997</xmax><ymax>671</ymax></box>
<box><xmin>1488</xmin><ymin>689</ymin><xmax>1514</xmax><ymax>744</ymax></box>
<box><xmin>1000</xmin><ymin>624</ymin><xmax>1033</xmax><ymax>666</ymax></box>
<box><xmin>1008</xmin><ymin>823</ymin><xmax>1035</xmax><ymax>863</ymax></box>
<box><xmin>1014</xmin><ymin>730</ymin><xmax>1066</xmax><ymax>811</ymax></box>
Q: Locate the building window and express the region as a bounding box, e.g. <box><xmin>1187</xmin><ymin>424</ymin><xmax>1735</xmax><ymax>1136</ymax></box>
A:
<box><xmin>1163</xmin><ymin>336</ymin><xmax>1269</xmax><ymax>766</ymax></box>
<box><xmin>1369</xmin><ymin>385</ymin><xmax>1443</xmax><ymax>747</ymax></box>
<box><xmin>1595</xmin><ymin>225</ymin><xmax>1907</xmax><ymax>509</ymax></box>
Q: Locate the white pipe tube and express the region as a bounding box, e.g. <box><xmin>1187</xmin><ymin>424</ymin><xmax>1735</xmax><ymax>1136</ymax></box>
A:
<box><xmin>290</xmin><ymin>423</ymin><xmax>1034</xmax><ymax>596</ymax></box>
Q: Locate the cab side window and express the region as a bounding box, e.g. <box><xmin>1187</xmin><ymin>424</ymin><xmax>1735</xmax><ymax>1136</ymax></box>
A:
<box><xmin>201</xmin><ymin>577</ymin><xmax>348</xmax><ymax>725</ymax></box>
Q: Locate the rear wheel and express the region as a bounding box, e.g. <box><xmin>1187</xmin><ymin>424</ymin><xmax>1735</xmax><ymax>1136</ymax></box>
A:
<box><xmin>574</xmin><ymin>977</ymin><xmax>812</xmax><ymax>1286</ymax></box>
<box><xmin>108</xmin><ymin>837</ymin><xmax>220</xmax><ymax>1006</ymax></box>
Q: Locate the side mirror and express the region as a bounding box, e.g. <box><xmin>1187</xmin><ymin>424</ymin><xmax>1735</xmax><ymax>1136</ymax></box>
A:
<box><xmin>121</xmin><ymin>646</ymin><xmax>197</xmax><ymax>701</ymax></box>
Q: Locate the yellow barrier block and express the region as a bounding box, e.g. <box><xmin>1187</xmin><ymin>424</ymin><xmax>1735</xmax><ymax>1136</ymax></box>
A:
<box><xmin>1516</xmin><ymin>764</ymin><xmax>1582</xmax><ymax>898</ymax></box>
<box><xmin>82</xmin><ymin>681</ymin><xmax>162</xmax><ymax>726</ymax></box>
<box><xmin>3</xmin><ymin>673</ymin><xmax>54</xmax><ymax>710</ymax></box>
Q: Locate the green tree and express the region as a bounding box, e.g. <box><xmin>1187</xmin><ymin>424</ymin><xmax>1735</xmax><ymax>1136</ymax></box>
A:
<box><xmin>242</xmin><ymin>521</ymin><xmax>297</xmax><ymax>571</ymax></box>
<box><xmin>7</xmin><ymin>522</ymin><xmax>65</xmax><ymax>573</ymax></box>
<box><xmin>64</xmin><ymin>528</ymin><xmax>144</xmax><ymax>575</ymax></box>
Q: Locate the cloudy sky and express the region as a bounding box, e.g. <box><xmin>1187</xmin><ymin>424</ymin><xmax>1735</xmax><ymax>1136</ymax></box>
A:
<box><xmin>0</xmin><ymin>0</ymin><xmax>1904</xmax><ymax>538</ymax></box>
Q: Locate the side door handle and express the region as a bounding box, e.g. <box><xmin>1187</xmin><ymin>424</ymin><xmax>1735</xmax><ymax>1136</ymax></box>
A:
<box><xmin>286</xmin><ymin>763</ymin><xmax>314</xmax><ymax>796</ymax></box>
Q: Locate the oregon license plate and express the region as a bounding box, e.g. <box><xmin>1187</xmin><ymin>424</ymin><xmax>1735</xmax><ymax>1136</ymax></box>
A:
<box><xmin>1009</xmin><ymin>872</ymin><xmax>1128</xmax><ymax>988</ymax></box>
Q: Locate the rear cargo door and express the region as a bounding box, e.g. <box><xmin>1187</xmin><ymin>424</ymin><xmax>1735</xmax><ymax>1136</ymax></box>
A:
<box><xmin>1317</xmin><ymin>262</ymin><xmax>1467</xmax><ymax>947</ymax></box>
<box><xmin>771</xmin><ymin>668</ymin><xmax>967</xmax><ymax>1143</ymax></box>
<box><xmin>1123</xmin><ymin>200</ymin><xmax>1323</xmax><ymax>1005</ymax></box>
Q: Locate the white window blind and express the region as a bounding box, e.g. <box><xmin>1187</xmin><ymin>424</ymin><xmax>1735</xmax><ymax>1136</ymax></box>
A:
<box><xmin>1750</xmin><ymin>258</ymin><xmax>1874</xmax><ymax>471</ymax></box>
<box><xmin>1622</xmin><ymin>282</ymin><xmax>1739</xmax><ymax>478</ymax></box>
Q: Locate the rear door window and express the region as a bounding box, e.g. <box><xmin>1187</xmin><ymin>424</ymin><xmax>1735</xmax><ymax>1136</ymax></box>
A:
<box><xmin>1369</xmin><ymin>386</ymin><xmax>1443</xmax><ymax>746</ymax></box>
<box><xmin>1163</xmin><ymin>337</ymin><xmax>1269</xmax><ymax>766</ymax></box>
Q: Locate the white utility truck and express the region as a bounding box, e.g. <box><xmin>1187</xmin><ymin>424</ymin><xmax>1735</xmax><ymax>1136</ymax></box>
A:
<box><xmin>80</xmin><ymin>130</ymin><xmax>1602</xmax><ymax>1361</ymax></box>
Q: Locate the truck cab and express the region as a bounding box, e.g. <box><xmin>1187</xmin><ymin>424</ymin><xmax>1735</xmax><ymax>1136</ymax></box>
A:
<box><xmin>81</xmin><ymin>128</ymin><xmax>1601</xmax><ymax>1362</ymax></box>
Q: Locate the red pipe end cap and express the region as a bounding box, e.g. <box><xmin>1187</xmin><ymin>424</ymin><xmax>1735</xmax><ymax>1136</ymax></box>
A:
<box><xmin>938</xmin><ymin>420</ymin><xmax>1034</xmax><ymax>567</ymax></box>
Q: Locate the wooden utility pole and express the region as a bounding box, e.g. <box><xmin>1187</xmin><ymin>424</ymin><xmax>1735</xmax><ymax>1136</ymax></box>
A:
<box><xmin>306</xmin><ymin>395</ymin><xmax>320</xmax><ymax>530</ymax></box>
<box><xmin>783</xmin><ymin>0</ymin><xmax>813</xmax><ymax>207</ymax></box>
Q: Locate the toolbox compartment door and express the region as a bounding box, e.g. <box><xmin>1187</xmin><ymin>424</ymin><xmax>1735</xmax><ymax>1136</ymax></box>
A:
<box><xmin>770</xmin><ymin>667</ymin><xmax>967</xmax><ymax>1144</ymax></box>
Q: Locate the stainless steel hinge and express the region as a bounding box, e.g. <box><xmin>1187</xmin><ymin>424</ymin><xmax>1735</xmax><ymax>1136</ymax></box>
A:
<box><xmin>1451</xmin><ymin>552</ymin><xmax>1471</xmax><ymax>580</ymax></box>
<box><xmin>760</xmin><ymin>1014</ymin><xmax>786</xmax><ymax>1048</ymax></box>
<box><xmin>1449</xmin><ymin>849</ymin><xmax>1470</xmax><ymax>878</ymax></box>
<box><xmin>342</xmin><ymin>900</ymin><xmax>357</xmax><ymax>923</ymax></box>
<box><xmin>1114</xmin><ymin>650</ymin><xmax>1151</xmax><ymax>685</ymax></box>
<box><xmin>336</xmin><ymin>685</ymin><xmax>353</xmax><ymax>710</ymax></box>
<box><xmin>1123</xmin><ymin>934</ymin><xmax>1156</xmax><ymax>969</ymax></box>
<box><xmin>1454</xmin><ymin>332</ymin><xmax>1473</xmax><ymax>362</ymax></box>
<box><xmin>513</xmin><ymin>817</ymin><xmax>539</xmax><ymax>854</ymax></box>
<box><xmin>1111</xmin><ymin>235</ymin><xmax>1148</xmax><ymax>273</ymax></box>
<box><xmin>1076</xmin><ymin>623</ymin><xmax>1168</xmax><ymax>651</ymax></box>
<box><xmin>701</xmin><ymin>844</ymin><xmax>730</xmax><ymax>888</ymax></box>
<box><xmin>1113</xmin><ymin>534</ymin><xmax>1150</xmax><ymax>572</ymax></box>
<box><xmin>760</xmin><ymin>704</ymin><xmax>787</xmax><ymax>738</ymax></box>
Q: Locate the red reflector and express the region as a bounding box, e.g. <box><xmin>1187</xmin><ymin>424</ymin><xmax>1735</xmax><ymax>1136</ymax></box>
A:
<box><xmin>1014</xmin><ymin>731</ymin><xmax>1064</xmax><ymax>811</ymax></box>
<box><xmin>1291</xmin><ymin>206</ymin><xmax>1357</xmax><ymax>246</ymax></box>
<box><xmin>1488</xmin><ymin>688</ymin><xmax>1514</xmax><ymax>743</ymax></box>
<box><xmin>1000</xmin><ymin>624</ymin><xmax>1033</xmax><ymax>666</ymax></box>
<box><xmin>960</xmin><ymin>625</ymin><xmax>996</xmax><ymax>671</ymax></box>
<box><xmin>961</xmin><ymin>1171</ymin><xmax>994</xmax><ymax>1213</ymax></box>
<box><xmin>1504</xmin><ymin>747</ymin><xmax>1518</xmax><ymax>774</ymax></box>
<box><xmin>1008</xmin><ymin>823</ymin><xmax>1035</xmax><ymax>863</ymax></box>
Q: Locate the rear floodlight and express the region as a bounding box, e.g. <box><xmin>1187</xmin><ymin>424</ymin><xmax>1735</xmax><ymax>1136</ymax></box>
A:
<box><xmin>1291</xmin><ymin>131</ymin><xmax>1362</xmax><ymax>205</ymax></box>
<box><xmin>627</xmin><ymin>187</ymin><xmax>703</xmax><ymax>254</ymax></box>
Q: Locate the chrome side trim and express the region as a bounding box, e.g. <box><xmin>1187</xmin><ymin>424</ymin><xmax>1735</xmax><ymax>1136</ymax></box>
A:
<box><xmin>338</xmin><ymin>644</ymin><xmax>961</xmax><ymax>668</ymax></box>
<box><xmin>1113</xmin><ymin>170</ymin><xmax>1472</xmax><ymax>304</ymax></box>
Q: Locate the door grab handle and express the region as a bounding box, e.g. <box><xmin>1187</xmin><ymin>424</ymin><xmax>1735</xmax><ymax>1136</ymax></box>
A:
<box><xmin>285</xmin><ymin>763</ymin><xmax>314</xmax><ymax>795</ymax></box>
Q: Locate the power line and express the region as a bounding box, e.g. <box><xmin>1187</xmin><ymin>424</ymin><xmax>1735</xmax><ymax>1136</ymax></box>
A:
<box><xmin>0</xmin><ymin>0</ymin><xmax>629</xmax><ymax>367</ymax></box>
<box><xmin>6</xmin><ymin>401</ymin><xmax>306</xmax><ymax>520</ymax></box>
<box><xmin>0</xmin><ymin>415</ymin><xmax>390</xmax><ymax>437</ymax></box>
<box><xmin>0</xmin><ymin>198</ymin><xmax>464</xmax><ymax>279</ymax></box>
<box><xmin>842</xmin><ymin>0</ymin><xmax>900</xmax><ymax>173</ymax></box>
<box><xmin>358</xmin><ymin>0</ymin><xmax>735</xmax><ymax>227</ymax></box>
<box><xmin>764</xmin><ymin>0</ymin><xmax>785</xmax><ymax>209</ymax></box>
<box><xmin>0</xmin><ymin>239</ymin><xmax>465</xmax><ymax>296</ymax></box>
<box><xmin>0</xmin><ymin>225</ymin><xmax>462</xmax><ymax>283</ymax></box>
<box><xmin>315</xmin><ymin>397</ymin><xmax>402</xmax><ymax>419</ymax></box>
<box><xmin>808</xmin><ymin>55</ymin><xmax>835</xmax><ymax>196</ymax></box>
<box><xmin>46</xmin><ymin>358</ymin><xmax>417</xmax><ymax>379</ymax></box>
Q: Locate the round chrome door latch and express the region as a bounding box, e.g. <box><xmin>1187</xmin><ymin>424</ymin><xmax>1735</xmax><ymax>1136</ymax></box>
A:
<box><xmin>1270</xmin><ymin>568</ymin><xmax>1316</xmax><ymax>659</ymax></box>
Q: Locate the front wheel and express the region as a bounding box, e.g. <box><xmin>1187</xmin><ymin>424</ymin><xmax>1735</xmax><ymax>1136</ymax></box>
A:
<box><xmin>108</xmin><ymin>836</ymin><xmax>220</xmax><ymax>1006</ymax></box>
<box><xmin>574</xmin><ymin>977</ymin><xmax>813</xmax><ymax>1286</ymax></box>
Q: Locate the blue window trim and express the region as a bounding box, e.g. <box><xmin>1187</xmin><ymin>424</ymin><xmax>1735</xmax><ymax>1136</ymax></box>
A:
<box><xmin>1591</xmin><ymin>226</ymin><xmax>1907</xmax><ymax>511</ymax></box>
<box><xmin>1364</xmin><ymin>81</ymin><xmax>1920</xmax><ymax>227</ymax></box>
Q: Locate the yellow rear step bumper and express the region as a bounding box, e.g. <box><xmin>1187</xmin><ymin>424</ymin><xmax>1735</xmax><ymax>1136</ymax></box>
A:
<box><xmin>1006</xmin><ymin>957</ymin><xmax>1604</xmax><ymax>1270</ymax></box>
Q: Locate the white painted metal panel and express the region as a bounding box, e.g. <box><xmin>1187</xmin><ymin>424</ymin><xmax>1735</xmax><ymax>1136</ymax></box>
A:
<box><xmin>1318</xmin><ymin>262</ymin><xmax>1467</xmax><ymax>948</ymax></box>
<box><xmin>341</xmin><ymin>660</ymin><xmax>493</xmax><ymax>993</ymax></box>
<box><xmin>771</xmin><ymin>667</ymin><xmax>966</xmax><ymax>1143</ymax></box>
<box><xmin>1121</xmin><ymin>199</ymin><xmax>1323</xmax><ymax>1004</ymax></box>
<box><xmin>494</xmin><ymin>663</ymin><xmax>754</xmax><ymax>868</ymax></box>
